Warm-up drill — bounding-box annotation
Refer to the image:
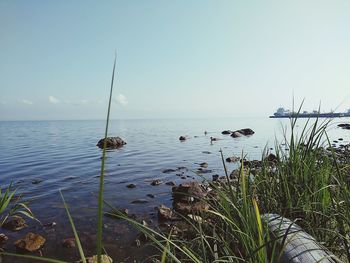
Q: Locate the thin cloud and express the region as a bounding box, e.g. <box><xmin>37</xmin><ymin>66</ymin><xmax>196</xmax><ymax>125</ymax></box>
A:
<box><xmin>19</xmin><ymin>99</ymin><xmax>33</xmax><ymax>105</ymax></box>
<box><xmin>115</xmin><ymin>94</ymin><xmax>128</xmax><ymax>106</ymax></box>
<box><xmin>49</xmin><ymin>96</ymin><xmax>60</xmax><ymax>104</ymax></box>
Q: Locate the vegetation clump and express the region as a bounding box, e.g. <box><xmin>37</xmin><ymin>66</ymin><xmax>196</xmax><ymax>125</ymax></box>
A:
<box><xmin>114</xmin><ymin>117</ymin><xmax>350</xmax><ymax>263</ymax></box>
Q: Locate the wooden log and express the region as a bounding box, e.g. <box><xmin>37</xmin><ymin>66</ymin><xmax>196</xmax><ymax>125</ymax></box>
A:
<box><xmin>262</xmin><ymin>214</ymin><xmax>343</xmax><ymax>263</ymax></box>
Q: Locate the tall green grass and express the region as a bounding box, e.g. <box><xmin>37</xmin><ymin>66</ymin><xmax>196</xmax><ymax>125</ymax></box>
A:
<box><xmin>252</xmin><ymin>116</ymin><xmax>350</xmax><ymax>261</ymax></box>
<box><xmin>110</xmin><ymin>115</ymin><xmax>350</xmax><ymax>262</ymax></box>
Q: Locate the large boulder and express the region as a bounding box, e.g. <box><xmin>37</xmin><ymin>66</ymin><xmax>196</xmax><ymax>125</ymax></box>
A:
<box><xmin>231</xmin><ymin>128</ymin><xmax>255</xmax><ymax>137</ymax></box>
<box><xmin>96</xmin><ymin>137</ymin><xmax>126</xmax><ymax>149</ymax></box>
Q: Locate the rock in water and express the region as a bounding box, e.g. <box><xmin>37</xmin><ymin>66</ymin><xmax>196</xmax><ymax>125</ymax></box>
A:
<box><xmin>199</xmin><ymin>162</ymin><xmax>208</xmax><ymax>168</ymax></box>
<box><xmin>212</xmin><ymin>174</ymin><xmax>219</xmax><ymax>181</ymax></box>
<box><xmin>2</xmin><ymin>216</ymin><xmax>27</xmax><ymax>231</ymax></box>
<box><xmin>179</xmin><ymin>136</ymin><xmax>187</xmax><ymax>141</ymax></box>
<box><xmin>96</xmin><ymin>137</ymin><xmax>126</xmax><ymax>149</ymax></box>
<box><xmin>231</xmin><ymin>131</ymin><xmax>243</xmax><ymax>138</ymax></box>
<box><xmin>158</xmin><ymin>205</ymin><xmax>173</xmax><ymax>220</ymax></box>
<box><xmin>0</xmin><ymin>234</ymin><xmax>8</xmax><ymax>247</ymax></box>
<box><xmin>338</xmin><ymin>123</ymin><xmax>350</xmax><ymax>130</ymax></box>
<box><xmin>226</xmin><ymin>156</ymin><xmax>240</xmax><ymax>163</ymax></box>
<box><xmin>62</xmin><ymin>237</ymin><xmax>76</xmax><ymax>248</ymax></box>
<box><xmin>231</xmin><ymin>128</ymin><xmax>255</xmax><ymax>138</ymax></box>
<box><xmin>265</xmin><ymin>153</ymin><xmax>278</xmax><ymax>163</ymax></box>
<box><xmin>131</xmin><ymin>199</ymin><xmax>148</xmax><ymax>204</ymax></box>
<box><xmin>172</xmin><ymin>182</ymin><xmax>208</xmax><ymax>202</ymax></box>
<box><xmin>151</xmin><ymin>179</ymin><xmax>162</xmax><ymax>186</ymax></box>
<box><xmin>239</xmin><ymin>128</ymin><xmax>255</xmax><ymax>135</ymax></box>
<box><xmin>221</xmin><ymin>130</ymin><xmax>232</xmax><ymax>135</ymax></box>
<box><xmin>14</xmin><ymin>232</ymin><xmax>46</xmax><ymax>252</ymax></box>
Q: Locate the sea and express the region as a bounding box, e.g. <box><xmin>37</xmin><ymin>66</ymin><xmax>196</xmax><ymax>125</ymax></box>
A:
<box><xmin>0</xmin><ymin>117</ymin><xmax>349</xmax><ymax>262</ymax></box>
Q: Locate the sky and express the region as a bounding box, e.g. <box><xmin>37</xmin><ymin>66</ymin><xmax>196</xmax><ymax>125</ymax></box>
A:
<box><xmin>1</xmin><ymin>0</ymin><xmax>350</xmax><ymax>120</ymax></box>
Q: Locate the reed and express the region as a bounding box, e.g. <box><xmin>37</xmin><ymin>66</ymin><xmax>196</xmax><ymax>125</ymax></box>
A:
<box><xmin>109</xmin><ymin>115</ymin><xmax>350</xmax><ymax>262</ymax></box>
<box><xmin>0</xmin><ymin>183</ymin><xmax>36</xmax><ymax>226</ymax></box>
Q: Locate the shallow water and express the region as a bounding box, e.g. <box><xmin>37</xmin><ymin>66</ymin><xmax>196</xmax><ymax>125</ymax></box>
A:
<box><xmin>0</xmin><ymin>117</ymin><xmax>349</xmax><ymax>262</ymax></box>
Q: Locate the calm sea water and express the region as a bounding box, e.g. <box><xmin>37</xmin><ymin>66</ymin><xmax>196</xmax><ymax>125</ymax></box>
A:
<box><xmin>0</xmin><ymin>117</ymin><xmax>349</xmax><ymax>262</ymax></box>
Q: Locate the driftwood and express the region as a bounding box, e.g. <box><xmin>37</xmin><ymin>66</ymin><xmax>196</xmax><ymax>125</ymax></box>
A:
<box><xmin>262</xmin><ymin>214</ymin><xmax>342</xmax><ymax>263</ymax></box>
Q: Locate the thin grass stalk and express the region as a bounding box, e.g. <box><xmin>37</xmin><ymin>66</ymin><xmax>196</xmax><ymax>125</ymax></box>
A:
<box><xmin>0</xmin><ymin>252</ymin><xmax>68</xmax><ymax>263</ymax></box>
<box><xmin>97</xmin><ymin>55</ymin><xmax>117</xmax><ymax>263</ymax></box>
<box><xmin>60</xmin><ymin>190</ymin><xmax>86</xmax><ymax>263</ymax></box>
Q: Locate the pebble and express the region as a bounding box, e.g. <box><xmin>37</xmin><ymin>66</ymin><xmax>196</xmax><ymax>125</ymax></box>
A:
<box><xmin>151</xmin><ymin>179</ymin><xmax>162</xmax><ymax>186</ymax></box>
<box><xmin>62</xmin><ymin>237</ymin><xmax>76</xmax><ymax>248</ymax></box>
<box><xmin>131</xmin><ymin>199</ymin><xmax>149</xmax><ymax>204</ymax></box>
<box><xmin>199</xmin><ymin>162</ymin><xmax>208</xmax><ymax>168</ymax></box>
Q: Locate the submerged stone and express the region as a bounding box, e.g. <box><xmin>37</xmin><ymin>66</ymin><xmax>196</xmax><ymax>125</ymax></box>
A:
<box><xmin>151</xmin><ymin>179</ymin><xmax>162</xmax><ymax>186</ymax></box>
<box><xmin>3</xmin><ymin>216</ymin><xmax>27</xmax><ymax>231</ymax></box>
<box><xmin>14</xmin><ymin>232</ymin><xmax>46</xmax><ymax>252</ymax></box>
<box><xmin>0</xmin><ymin>234</ymin><xmax>8</xmax><ymax>247</ymax></box>
<box><xmin>62</xmin><ymin>237</ymin><xmax>76</xmax><ymax>248</ymax></box>
<box><xmin>162</xmin><ymin>169</ymin><xmax>177</xmax><ymax>173</ymax></box>
<box><xmin>199</xmin><ymin>162</ymin><xmax>208</xmax><ymax>168</ymax></box>
<box><xmin>226</xmin><ymin>156</ymin><xmax>240</xmax><ymax>163</ymax></box>
<box><xmin>131</xmin><ymin>199</ymin><xmax>149</xmax><ymax>204</ymax></box>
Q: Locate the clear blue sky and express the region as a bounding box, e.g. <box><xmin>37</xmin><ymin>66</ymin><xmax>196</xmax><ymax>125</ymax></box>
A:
<box><xmin>1</xmin><ymin>0</ymin><xmax>350</xmax><ymax>120</ymax></box>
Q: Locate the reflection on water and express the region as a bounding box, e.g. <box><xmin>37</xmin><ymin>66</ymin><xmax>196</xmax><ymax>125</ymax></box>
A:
<box><xmin>0</xmin><ymin>118</ymin><xmax>349</xmax><ymax>262</ymax></box>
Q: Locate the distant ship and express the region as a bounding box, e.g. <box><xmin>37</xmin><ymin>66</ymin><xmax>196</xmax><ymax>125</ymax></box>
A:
<box><xmin>270</xmin><ymin>107</ymin><xmax>350</xmax><ymax>118</ymax></box>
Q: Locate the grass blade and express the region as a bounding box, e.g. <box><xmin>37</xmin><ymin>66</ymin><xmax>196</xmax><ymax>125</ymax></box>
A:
<box><xmin>60</xmin><ymin>190</ymin><xmax>86</xmax><ymax>263</ymax></box>
<box><xmin>97</xmin><ymin>54</ymin><xmax>117</xmax><ymax>263</ymax></box>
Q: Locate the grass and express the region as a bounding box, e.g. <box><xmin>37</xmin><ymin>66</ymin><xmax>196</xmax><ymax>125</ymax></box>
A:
<box><xmin>108</xmin><ymin>114</ymin><xmax>350</xmax><ymax>262</ymax></box>
<box><xmin>0</xmin><ymin>183</ymin><xmax>36</xmax><ymax>227</ymax></box>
